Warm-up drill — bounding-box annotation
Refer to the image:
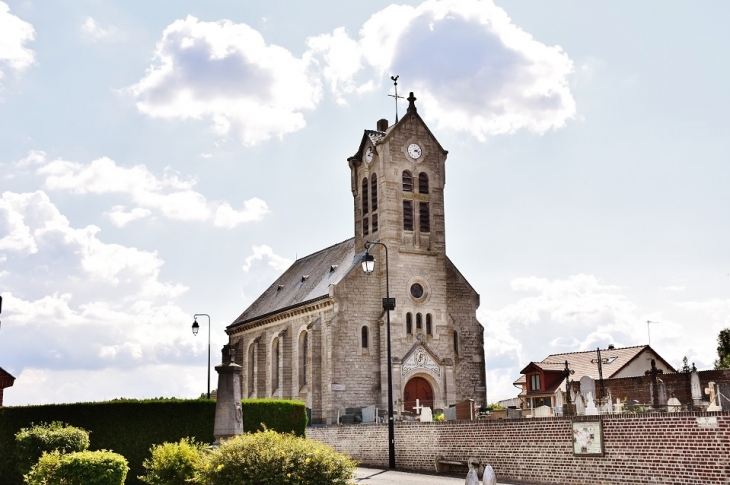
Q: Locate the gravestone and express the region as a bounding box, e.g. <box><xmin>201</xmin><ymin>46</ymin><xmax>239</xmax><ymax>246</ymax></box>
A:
<box><xmin>213</xmin><ymin>344</ymin><xmax>243</xmax><ymax>446</ymax></box>
<box><xmin>483</xmin><ymin>465</ymin><xmax>497</xmax><ymax>485</ymax></box>
<box><xmin>361</xmin><ymin>405</ymin><xmax>376</xmax><ymax>423</ymax></box>
<box><xmin>455</xmin><ymin>399</ymin><xmax>476</xmax><ymax>420</ymax></box>
<box><xmin>465</xmin><ymin>468</ymin><xmax>479</xmax><ymax>485</ymax></box>
<box><xmin>718</xmin><ymin>383</ymin><xmax>730</xmax><ymax>411</ymax></box>
<box><xmin>574</xmin><ymin>393</ymin><xmax>585</xmax><ymax>416</ymax></box>
<box><xmin>706</xmin><ymin>382</ymin><xmax>722</xmax><ymax>411</ymax></box>
<box><xmin>580</xmin><ymin>376</ymin><xmax>596</xmax><ymax>400</ymax></box>
<box><xmin>584</xmin><ymin>392</ymin><xmax>599</xmax><ymax>415</ymax></box>
<box><xmin>614</xmin><ymin>398</ymin><xmax>624</xmax><ymax>413</ymax></box>
<box><xmin>533</xmin><ymin>405</ymin><xmax>552</xmax><ymax>417</ymax></box>
<box><xmin>444</xmin><ymin>406</ymin><xmax>457</xmax><ymax>421</ymax></box>
<box><xmin>420</xmin><ymin>406</ymin><xmax>433</xmax><ymax>422</ymax></box>
<box><xmin>602</xmin><ymin>389</ymin><xmax>613</xmax><ymax>413</ymax></box>
<box><xmin>667</xmin><ymin>396</ymin><xmax>681</xmax><ymax>412</ymax></box>
<box><xmin>554</xmin><ymin>389</ymin><xmax>564</xmax><ymax>417</ymax></box>
<box><xmin>690</xmin><ymin>370</ymin><xmax>703</xmax><ymax>406</ymax></box>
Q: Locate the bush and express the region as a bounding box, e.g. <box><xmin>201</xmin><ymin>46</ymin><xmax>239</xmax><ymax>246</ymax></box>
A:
<box><xmin>14</xmin><ymin>421</ymin><xmax>90</xmax><ymax>475</ymax></box>
<box><xmin>138</xmin><ymin>438</ymin><xmax>206</xmax><ymax>485</ymax></box>
<box><xmin>25</xmin><ymin>450</ymin><xmax>129</xmax><ymax>485</ymax></box>
<box><xmin>242</xmin><ymin>399</ymin><xmax>307</xmax><ymax>437</ymax></box>
<box><xmin>194</xmin><ymin>430</ymin><xmax>356</xmax><ymax>485</ymax></box>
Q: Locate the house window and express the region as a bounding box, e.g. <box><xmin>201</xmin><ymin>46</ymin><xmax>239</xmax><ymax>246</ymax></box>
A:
<box><xmin>271</xmin><ymin>338</ymin><xmax>279</xmax><ymax>393</ymax></box>
<box><xmin>371</xmin><ymin>174</ymin><xmax>378</xmax><ymax>211</ymax></box>
<box><xmin>426</xmin><ymin>314</ymin><xmax>432</xmax><ymax>335</ymax></box>
<box><xmin>362</xmin><ymin>178</ymin><xmax>369</xmax><ymax>215</ymax></box>
<box><xmin>403</xmin><ymin>200</ymin><xmax>413</xmax><ymax>231</ymax></box>
<box><xmin>362</xmin><ymin>217</ymin><xmax>369</xmax><ymax>236</ymax></box>
<box><xmin>419</xmin><ymin>202</ymin><xmax>430</xmax><ymax>233</ymax></box>
<box><xmin>299</xmin><ymin>331</ymin><xmax>308</xmax><ymax>387</ymax></box>
<box><xmin>361</xmin><ymin>326</ymin><xmax>369</xmax><ymax>349</ymax></box>
<box><xmin>418</xmin><ymin>172</ymin><xmax>429</xmax><ymax>194</ymax></box>
<box><xmin>371</xmin><ymin>213</ymin><xmax>378</xmax><ymax>233</ymax></box>
<box><xmin>453</xmin><ymin>330</ymin><xmax>459</xmax><ymax>356</ymax></box>
<box><xmin>247</xmin><ymin>343</ymin><xmax>255</xmax><ymax>397</ymax></box>
<box><xmin>402</xmin><ymin>171</ymin><xmax>413</xmax><ymax>192</ymax></box>
<box><xmin>416</xmin><ymin>313</ymin><xmax>422</xmax><ymax>331</ymax></box>
<box><xmin>406</xmin><ymin>313</ymin><xmax>412</xmax><ymax>334</ymax></box>
<box><xmin>530</xmin><ymin>374</ymin><xmax>541</xmax><ymax>391</ymax></box>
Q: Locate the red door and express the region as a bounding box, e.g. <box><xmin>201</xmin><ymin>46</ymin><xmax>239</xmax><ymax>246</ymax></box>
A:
<box><xmin>403</xmin><ymin>376</ymin><xmax>433</xmax><ymax>413</ymax></box>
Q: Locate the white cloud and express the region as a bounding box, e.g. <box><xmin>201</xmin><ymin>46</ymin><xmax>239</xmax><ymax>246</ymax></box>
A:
<box><xmin>32</xmin><ymin>153</ymin><xmax>268</xmax><ymax>227</ymax></box>
<box><xmin>129</xmin><ymin>15</ymin><xmax>322</xmax><ymax>146</ymax></box>
<box><xmin>0</xmin><ymin>1</ymin><xmax>35</xmax><ymax>81</ymax></box>
<box><xmin>81</xmin><ymin>17</ymin><xmax>117</xmax><ymax>42</ymax></box>
<box><xmin>309</xmin><ymin>0</ymin><xmax>575</xmax><ymax>138</ymax></box>
<box><xmin>242</xmin><ymin>245</ymin><xmax>293</xmax><ymax>273</ymax></box>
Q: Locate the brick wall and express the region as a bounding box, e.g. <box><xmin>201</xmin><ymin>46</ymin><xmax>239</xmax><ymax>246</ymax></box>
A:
<box><xmin>308</xmin><ymin>411</ymin><xmax>730</xmax><ymax>484</ymax></box>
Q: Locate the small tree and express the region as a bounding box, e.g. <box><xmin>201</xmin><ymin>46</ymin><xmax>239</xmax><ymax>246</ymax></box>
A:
<box><xmin>715</xmin><ymin>328</ymin><xmax>730</xmax><ymax>370</ymax></box>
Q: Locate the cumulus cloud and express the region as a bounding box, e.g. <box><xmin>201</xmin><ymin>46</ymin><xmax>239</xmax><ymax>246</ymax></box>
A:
<box><xmin>0</xmin><ymin>1</ymin><xmax>35</xmax><ymax>81</ymax></box>
<box><xmin>80</xmin><ymin>17</ymin><xmax>117</xmax><ymax>42</ymax></box>
<box><xmin>27</xmin><ymin>151</ymin><xmax>269</xmax><ymax>227</ymax></box>
<box><xmin>129</xmin><ymin>15</ymin><xmax>321</xmax><ymax>146</ymax></box>
<box><xmin>242</xmin><ymin>245</ymin><xmax>293</xmax><ymax>273</ymax></box>
<box><xmin>308</xmin><ymin>0</ymin><xmax>575</xmax><ymax>137</ymax></box>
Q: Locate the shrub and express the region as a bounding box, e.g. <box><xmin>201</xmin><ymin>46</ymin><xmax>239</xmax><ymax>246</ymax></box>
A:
<box><xmin>242</xmin><ymin>399</ymin><xmax>307</xmax><ymax>436</ymax></box>
<box><xmin>138</xmin><ymin>438</ymin><xmax>206</xmax><ymax>485</ymax></box>
<box><xmin>194</xmin><ymin>430</ymin><xmax>356</xmax><ymax>485</ymax></box>
<box><xmin>25</xmin><ymin>450</ymin><xmax>129</xmax><ymax>485</ymax></box>
<box><xmin>14</xmin><ymin>421</ymin><xmax>90</xmax><ymax>475</ymax></box>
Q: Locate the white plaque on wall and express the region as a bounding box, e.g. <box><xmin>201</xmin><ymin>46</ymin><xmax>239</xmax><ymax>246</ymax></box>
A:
<box><xmin>331</xmin><ymin>384</ymin><xmax>346</xmax><ymax>391</ymax></box>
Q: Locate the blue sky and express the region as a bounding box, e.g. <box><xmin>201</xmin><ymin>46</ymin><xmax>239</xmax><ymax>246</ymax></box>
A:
<box><xmin>1</xmin><ymin>0</ymin><xmax>728</xmax><ymax>405</ymax></box>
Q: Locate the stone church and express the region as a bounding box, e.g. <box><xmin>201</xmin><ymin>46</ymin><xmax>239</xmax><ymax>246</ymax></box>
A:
<box><xmin>227</xmin><ymin>93</ymin><xmax>486</xmax><ymax>424</ymax></box>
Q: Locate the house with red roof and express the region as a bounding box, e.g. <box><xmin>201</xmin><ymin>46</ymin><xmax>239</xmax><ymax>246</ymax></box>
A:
<box><xmin>0</xmin><ymin>367</ymin><xmax>15</xmax><ymax>406</ymax></box>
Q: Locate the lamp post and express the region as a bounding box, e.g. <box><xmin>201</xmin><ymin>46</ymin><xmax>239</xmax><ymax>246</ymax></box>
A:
<box><xmin>192</xmin><ymin>313</ymin><xmax>211</xmax><ymax>399</ymax></box>
<box><xmin>362</xmin><ymin>241</ymin><xmax>396</xmax><ymax>470</ymax></box>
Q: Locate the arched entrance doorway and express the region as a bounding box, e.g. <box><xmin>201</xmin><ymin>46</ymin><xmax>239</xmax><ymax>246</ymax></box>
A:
<box><xmin>403</xmin><ymin>376</ymin><xmax>433</xmax><ymax>414</ymax></box>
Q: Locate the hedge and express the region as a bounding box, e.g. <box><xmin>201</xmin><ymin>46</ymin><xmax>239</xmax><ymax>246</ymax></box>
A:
<box><xmin>0</xmin><ymin>398</ymin><xmax>307</xmax><ymax>485</ymax></box>
<box><xmin>25</xmin><ymin>449</ymin><xmax>129</xmax><ymax>485</ymax></box>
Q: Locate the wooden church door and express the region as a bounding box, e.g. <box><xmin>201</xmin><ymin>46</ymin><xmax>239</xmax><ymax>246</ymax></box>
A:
<box><xmin>403</xmin><ymin>376</ymin><xmax>433</xmax><ymax>414</ymax></box>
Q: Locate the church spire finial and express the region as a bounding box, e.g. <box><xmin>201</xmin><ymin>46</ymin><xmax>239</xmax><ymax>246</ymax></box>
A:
<box><xmin>388</xmin><ymin>75</ymin><xmax>404</xmax><ymax>123</ymax></box>
<box><xmin>407</xmin><ymin>92</ymin><xmax>417</xmax><ymax>114</ymax></box>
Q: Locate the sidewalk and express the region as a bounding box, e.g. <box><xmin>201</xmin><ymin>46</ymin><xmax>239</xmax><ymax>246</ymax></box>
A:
<box><xmin>353</xmin><ymin>467</ymin><xmax>525</xmax><ymax>485</ymax></box>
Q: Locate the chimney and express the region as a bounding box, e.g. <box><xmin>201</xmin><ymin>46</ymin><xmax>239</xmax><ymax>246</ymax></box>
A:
<box><xmin>377</xmin><ymin>119</ymin><xmax>388</xmax><ymax>132</ymax></box>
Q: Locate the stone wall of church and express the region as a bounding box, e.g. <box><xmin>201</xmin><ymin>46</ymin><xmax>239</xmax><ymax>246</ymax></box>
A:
<box><xmin>309</xmin><ymin>412</ymin><xmax>730</xmax><ymax>484</ymax></box>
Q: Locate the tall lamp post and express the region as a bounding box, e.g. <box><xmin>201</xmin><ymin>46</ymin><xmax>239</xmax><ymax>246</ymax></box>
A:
<box><xmin>192</xmin><ymin>314</ymin><xmax>211</xmax><ymax>399</ymax></box>
<box><xmin>362</xmin><ymin>241</ymin><xmax>396</xmax><ymax>470</ymax></box>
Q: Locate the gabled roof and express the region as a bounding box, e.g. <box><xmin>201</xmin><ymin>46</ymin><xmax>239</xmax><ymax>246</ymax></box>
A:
<box><xmin>228</xmin><ymin>238</ymin><xmax>358</xmax><ymax>329</ymax></box>
<box><xmin>0</xmin><ymin>367</ymin><xmax>16</xmax><ymax>388</ymax></box>
<box><xmin>514</xmin><ymin>345</ymin><xmax>676</xmax><ymax>386</ymax></box>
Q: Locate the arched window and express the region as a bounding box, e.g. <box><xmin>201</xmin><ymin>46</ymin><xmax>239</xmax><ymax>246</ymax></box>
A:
<box><xmin>426</xmin><ymin>314</ymin><xmax>432</xmax><ymax>335</ymax></box>
<box><xmin>403</xmin><ymin>200</ymin><xmax>413</xmax><ymax>231</ymax></box>
<box><xmin>361</xmin><ymin>326</ymin><xmax>369</xmax><ymax>349</ymax></box>
<box><xmin>402</xmin><ymin>171</ymin><xmax>413</xmax><ymax>192</ymax></box>
<box><xmin>419</xmin><ymin>202</ymin><xmax>430</xmax><ymax>233</ymax></box>
<box><xmin>406</xmin><ymin>313</ymin><xmax>413</xmax><ymax>334</ymax></box>
<box><xmin>247</xmin><ymin>343</ymin><xmax>255</xmax><ymax>397</ymax></box>
<box><xmin>453</xmin><ymin>330</ymin><xmax>459</xmax><ymax>356</ymax></box>
<box><xmin>418</xmin><ymin>172</ymin><xmax>429</xmax><ymax>194</ymax></box>
<box><xmin>371</xmin><ymin>213</ymin><xmax>378</xmax><ymax>233</ymax></box>
<box><xmin>371</xmin><ymin>174</ymin><xmax>378</xmax><ymax>211</ymax></box>
<box><xmin>416</xmin><ymin>313</ymin><xmax>422</xmax><ymax>331</ymax></box>
<box><xmin>299</xmin><ymin>332</ymin><xmax>308</xmax><ymax>387</ymax></box>
<box><xmin>271</xmin><ymin>338</ymin><xmax>279</xmax><ymax>393</ymax></box>
<box><xmin>362</xmin><ymin>178</ymin><xmax>369</xmax><ymax>215</ymax></box>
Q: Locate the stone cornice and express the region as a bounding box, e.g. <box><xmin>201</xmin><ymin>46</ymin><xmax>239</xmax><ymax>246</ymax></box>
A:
<box><xmin>226</xmin><ymin>296</ymin><xmax>333</xmax><ymax>336</ymax></box>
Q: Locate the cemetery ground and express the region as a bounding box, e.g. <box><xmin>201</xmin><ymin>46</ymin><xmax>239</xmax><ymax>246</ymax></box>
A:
<box><xmin>354</xmin><ymin>467</ymin><xmax>525</xmax><ymax>485</ymax></box>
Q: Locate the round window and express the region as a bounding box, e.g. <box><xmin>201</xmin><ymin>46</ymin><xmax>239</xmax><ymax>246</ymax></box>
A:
<box><xmin>410</xmin><ymin>283</ymin><xmax>424</xmax><ymax>299</ymax></box>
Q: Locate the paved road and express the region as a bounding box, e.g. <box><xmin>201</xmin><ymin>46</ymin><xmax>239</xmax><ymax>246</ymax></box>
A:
<box><xmin>353</xmin><ymin>467</ymin><xmax>522</xmax><ymax>485</ymax></box>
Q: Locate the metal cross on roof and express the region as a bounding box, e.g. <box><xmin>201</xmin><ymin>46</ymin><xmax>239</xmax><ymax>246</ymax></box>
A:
<box><xmin>388</xmin><ymin>75</ymin><xmax>404</xmax><ymax>123</ymax></box>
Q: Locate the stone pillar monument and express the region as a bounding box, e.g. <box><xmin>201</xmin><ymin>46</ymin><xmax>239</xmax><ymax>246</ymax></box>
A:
<box><xmin>213</xmin><ymin>344</ymin><xmax>243</xmax><ymax>446</ymax></box>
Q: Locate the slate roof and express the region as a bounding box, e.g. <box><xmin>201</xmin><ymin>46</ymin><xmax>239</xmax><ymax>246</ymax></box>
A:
<box><xmin>228</xmin><ymin>238</ymin><xmax>359</xmax><ymax>329</ymax></box>
<box><xmin>514</xmin><ymin>345</ymin><xmax>676</xmax><ymax>386</ymax></box>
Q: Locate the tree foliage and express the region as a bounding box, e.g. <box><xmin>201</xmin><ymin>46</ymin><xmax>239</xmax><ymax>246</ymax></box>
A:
<box><xmin>715</xmin><ymin>328</ymin><xmax>730</xmax><ymax>370</ymax></box>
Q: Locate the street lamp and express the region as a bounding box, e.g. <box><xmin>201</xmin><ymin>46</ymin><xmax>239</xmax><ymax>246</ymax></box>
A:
<box><xmin>192</xmin><ymin>314</ymin><xmax>211</xmax><ymax>399</ymax></box>
<box><xmin>362</xmin><ymin>241</ymin><xmax>396</xmax><ymax>470</ymax></box>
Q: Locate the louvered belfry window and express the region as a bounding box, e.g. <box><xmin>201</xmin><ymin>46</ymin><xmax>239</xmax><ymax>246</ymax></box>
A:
<box><xmin>419</xmin><ymin>202</ymin><xmax>430</xmax><ymax>233</ymax></box>
<box><xmin>403</xmin><ymin>200</ymin><xmax>414</xmax><ymax>231</ymax></box>
<box><xmin>362</xmin><ymin>217</ymin><xmax>369</xmax><ymax>236</ymax></box>
<box><xmin>402</xmin><ymin>171</ymin><xmax>413</xmax><ymax>192</ymax></box>
<box><xmin>371</xmin><ymin>173</ymin><xmax>378</xmax><ymax>211</ymax></box>
<box><xmin>371</xmin><ymin>213</ymin><xmax>378</xmax><ymax>233</ymax></box>
<box><xmin>362</xmin><ymin>178</ymin><xmax>369</xmax><ymax>215</ymax></box>
<box><xmin>418</xmin><ymin>172</ymin><xmax>429</xmax><ymax>194</ymax></box>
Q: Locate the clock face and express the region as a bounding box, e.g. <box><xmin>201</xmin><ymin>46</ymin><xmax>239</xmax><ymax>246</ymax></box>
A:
<box><xmin>407</xmin><ymin>143</ymin><xmax>422</xmax><ymax>159</ymax></box>
<box><xmin>364</xmin><ymin>147</ymin><xmax>374</xmax><ymax>163</ymax></box>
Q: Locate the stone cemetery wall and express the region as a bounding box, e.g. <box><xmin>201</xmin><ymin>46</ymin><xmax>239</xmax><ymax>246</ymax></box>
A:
<box><xmin>308</xmin><ymin>411</ymin><xmax>730</xmax><ymax>484</ymax></box>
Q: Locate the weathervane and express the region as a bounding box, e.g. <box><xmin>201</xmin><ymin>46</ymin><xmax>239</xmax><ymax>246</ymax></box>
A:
<box><xmin>388</xmin><ymin>75</ymin><xmax>404</xmax><ymax>123</ymax></box>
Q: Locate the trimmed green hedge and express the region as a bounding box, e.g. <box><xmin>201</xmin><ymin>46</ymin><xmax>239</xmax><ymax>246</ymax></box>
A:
<box><xmin>0</xmin><ymin>398</ymin><xmax>307</xmax><ymax>485</ymax></box>
<box><xmin>242</xmin><ymin>399</ymin><xmax>307</xmax><ymax>436</ymax></box>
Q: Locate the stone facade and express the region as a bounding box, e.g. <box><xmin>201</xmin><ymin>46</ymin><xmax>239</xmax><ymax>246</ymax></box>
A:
<box><xmin>227</xmin><ymin>94</ymin><xmax>486</xmax><ymax>424</ymax></box>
